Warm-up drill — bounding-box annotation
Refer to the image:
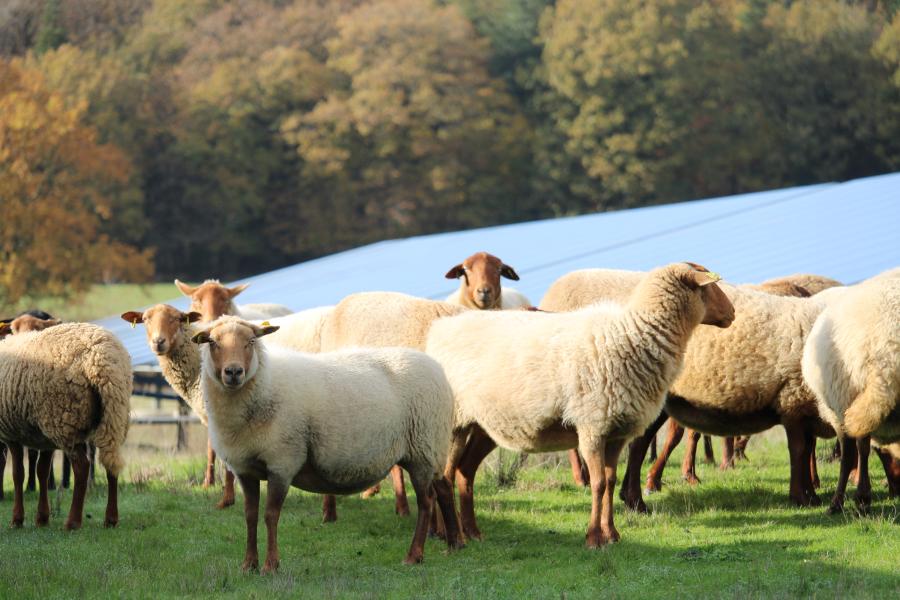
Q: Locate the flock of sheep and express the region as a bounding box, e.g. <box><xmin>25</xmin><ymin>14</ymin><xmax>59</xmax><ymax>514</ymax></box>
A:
<box><xmin>0</xmin><ymin>251</ymin><xmax>898</xmax><ymax>574</ymax></box>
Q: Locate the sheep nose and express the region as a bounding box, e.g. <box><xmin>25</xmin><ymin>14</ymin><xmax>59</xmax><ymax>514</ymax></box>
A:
<box><xmin>152</xmin><ymin>337</ymin><xmax>167</xmax><ymax>352</ymax></box>
<box><xmin>223</xmin><ymin>365</ymin><xmax>244</xmax><ymax>385</ymax></box>
<box><xmin>477</xmin><ymin>288</ymin><xmax>492</xmax><ymax>298</ymax></box>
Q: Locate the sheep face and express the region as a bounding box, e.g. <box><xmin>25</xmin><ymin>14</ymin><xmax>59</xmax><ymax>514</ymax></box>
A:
<box><xmin>175</xmin><ymin>279</ymin><xmax>250</xmax><ymax>323</ymax></box>
<box><xmin>121</xmin><ymin>305</ymin><xmax>202</xmax><ymax>355</ymax></box>
<box><xmin>445</xmin><ymin>251</ymin><xmax>520</xmax><ymax>310</ymax></box>
<box><xmin>0</xmin><ymin>314</ymin><xmax>61</xmax><ymax>337</ymax></box>
<box><xmin>192</xmin><ymin>318</ymin><xmax>279</xmax><ymax>390</ymax></box>
<box><xmin>681</xmin><ymin>263</ymin><xmax>734</xmax><ymax>328</ymax></box>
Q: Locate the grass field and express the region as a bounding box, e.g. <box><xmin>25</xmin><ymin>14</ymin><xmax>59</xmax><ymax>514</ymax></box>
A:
<box><xmin>1</xmin><ymin>436</ymin><xmax>898</xmax><ymax>599</ymax></box>
<box><xmin>2</xmin><ymin>283</ymin><xmax>181</xmax><ymax>322</ymax></box>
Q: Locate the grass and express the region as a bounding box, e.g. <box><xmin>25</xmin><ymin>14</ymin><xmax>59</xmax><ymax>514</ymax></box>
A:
<box><xmin>1</xmin><ymin>436</ymin><xmax>898</xmax><ymax>599</ymax></box>
<box><xmin>1</xmin><ymin>283</ymin><xmax>179</xmax><ymax>322</ymax></box>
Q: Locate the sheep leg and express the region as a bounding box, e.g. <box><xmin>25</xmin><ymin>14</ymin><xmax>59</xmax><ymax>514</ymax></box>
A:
<box><xmin>237</xmin><ymin>475</ymin><xmax>260</xmax><ymax>572</ymax></box>
<box><xmin>0</xmin><ymin>444</ymin><xmax>6</xmax><ymax>501</ymax></box>
<box><xmin>827</xmin><ymin>436</ymin><xmax>858</xmax><ymax>514</ymax></box>
<box><xmin>801</xmin><ymin>427</ymin><xmax>821</xmax><ymax>505</ymax></box>
<box><xmin>720</xmin><ymin>437</ymin><xmax>736</xmax><ymax>470</ymax></box>
<box><xmin>874</xmin><ymin>446</ymin><xmax>900</xmax><ymax>497</ymax></box>
<box><xmin>26</xmin><ymin>448</ymin><xmax>38</xmax><ymax>492</ymax></box>
<box><xmin>321</xmin><ymin>495</ymin><xmax>337</xmax><ymax>523</ymax></box>
<box><xmin>104</xmin><ymin>470</ymin><xmax>119</xmax><ymax>527</ymax></box>
<box><xmin>645</xmin><ymin>418</ymin><xmax>684</xmax><ymax>493</ymax></box>
<box><xmin>568</xmin><ymin>449</ymin><xmax>589</xmax><ymax>487</ymax></box>
<box><xmin>455</xmin><ymin>426</ymin><xmax>496</xmax><ymax>542</ymax></box>
<box><xmin>203</xmin><ymin>439</ymin><xmax>216</xmax><ymax>488</ymax></box>
<box><xmin>702</xmin><ymin>435</ymin><xmax>715</xmax><ymax>465</ymax></box>
<box><xmin>785</xmin><ymin>422</ymin><xmax>817</xmax><ymax>506</ymax></box>
<box><xmin>62</xmin><ymin>453</ymin><xmax>71</xmax><ymax>489</ymax></box>
<box><xmin>360</xmin><ymin>483</ymin><xmax>381</xmax><ymax>498</ymax></box>
<box><xmin>389</xmin><ymin>466</ymin><xmax>410</xmax><ymax>516</ymax></box>
<box><xmin>432</xmin><ymin>427</ymin><xmax>473</xmax><ymax>539</ymax></box>
<box><xmin>600</xmin><ymin>439</ymin><xmax>626</xmax><ymax>543</ymax></box>
<box><xmin>433</xmin><ymin>475</ymin><xmax>464</xmax><ymax>552</ymax></box>
<box><xmin>35</xmin><ymin>450</ymin><xmax>53</xmax><ymax>526</ymax></box>
<box><xmin>217</xmin><ymin>468</ymin><xmax>236</xmax><ymax>509</ymax></box>
<box><xmin>262</xmin><ymin>476</ymin><xmax>289</xmax><ymax>574</ymax></box>
<box><xmin>681</xmin><ymin>429</ymin><xmax>702</xmax><ymax>485</ymax></box>
<box><xmin>404</xmin><ymin>473</ymin><xmax>435</xmax><ymax>565</ymax></box>
<box><xmin>46</xmin><ymin>451</ymin><xmax>56</xmax><ymax>491</ymax></box>
<box><xmin>853</xmin><ymin>436</ymin><xmax>872</xmax><ymax>513</ymax></box>
<box><xmin>809</xmin><ymin>438</ymin><xmax>820</xmax><ymax>489</ymax></box>
<box><xmin>64</xmin><ymin>444</ymin><xmax>90</xmax><ymax>530</ymax></box>
<box><xmin>621</xmin><ymin>410</ymin><xmax>667</xmax><ymax>512</ymax></box>
<box><xmin>647</xmin><ymin>436</ymin><xmax>658</xmax><ymax>464</ymax></box>
<box><xmin>734</xmin><ymin>436</ymin><xmax>750</xmax><ymax>461</ymax></box>
<box><xmin>8</xmin><ymin>443</ymin><xmax>25</xmax><ymax>527</ymax></box>
<box><xmin>581</xmin><ymin>437</ymin><xmax>609</xmax><ymax>548</ymax></box>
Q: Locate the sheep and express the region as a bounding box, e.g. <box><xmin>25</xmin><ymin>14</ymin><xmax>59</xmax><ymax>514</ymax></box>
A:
<box><xmin>755</xmin><ymin>274</ymin><xmax>842</xmax><ymax>296</ymax></box>
<box><xmin>0</xmin><ymin>310</ymin><xmax>63</xmax><ymax>499</ymax></box>
<box><xmin>191</xmin><ymin>316</ymin><xmax>463</xmax><ymax>571</ymax></box>
<box><xmin>0</xmin><ymin>322</ymin><xmax>131</xmax><ymax>529</ymax></box>
<box><xmin>175</xmin><ymin>279</ymin><xmax>293</xmax><ymax>323</ymax></box>
<box><xmin>801</xmin><ymin>277</ymin><xmax>900</xmax><ymax>513</ymax></box>
<box><xmin>426</xmin><ymin>262</ymin><xmax>734</xmax><ymax>545</ymax></box>
<box><xmin>444</xmin><ymin>252</ymin><xmax>531</xmax><ymax>310</ymax></box>
<box><xmin>540</xmin><ymin>268</ymin><xmax>837</xmax><ymax>512</ymax></box>
<box><xmin>316</xmin><ymin>291</ymin><xmax>467</xmax><ymax>520</ymax></box>
<box><xmin>121</xmin><ymin>304</ymin><xmax>336</xmax><ymax>508</ymax></box>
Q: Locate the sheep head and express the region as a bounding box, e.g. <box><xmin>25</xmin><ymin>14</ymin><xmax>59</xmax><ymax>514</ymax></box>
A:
<box><xmin>175</xmin><ymin>279</ymin><xmax>250</xmax><ymax>322</ymax></box>
<box><xmin>445</xmin><ymin>251</ymin><xmax>520</xmax><ymax>310</ymax></box>
<box><xmin>191</xmin><ymin>316</ymin><xmax>279</xmax><ymax>390</ymax></box>
<box><xmin>681</xmin><ymin>262</ymin><xmax>734</xmax><ymax>328</ymax></box>
<box><xmin>121</xmin><ymin>305</ymin><xmax>202</xmax><ymax>355</ymax></box>
<box><xmin>0</xmin><ymin>314</ymin><xmax>61</xmax><ymax>337</ymax></box>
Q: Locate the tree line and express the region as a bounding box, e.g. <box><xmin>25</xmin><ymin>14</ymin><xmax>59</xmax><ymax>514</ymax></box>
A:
<box><xmin>2</xmin><ymin>0</ymin><xmax>900</xmax><ymax>304</ymax></box>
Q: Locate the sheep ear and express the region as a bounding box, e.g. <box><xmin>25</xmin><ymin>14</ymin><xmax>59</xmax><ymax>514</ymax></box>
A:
<box><xmin>500</xmin><ymin>264</ymin><xmax>520</xmax><ymax>281</ymax></box>
<box><xmin>445</xmin><ymin>264</ymin><xmax>466</xmax><ymax>279</ymax></box>
<box><xmin>227</xmin><ymin>283</ymin><xmax>250</xmax><ymax>299</ymax></box>
<box><xmin>0</xmin><ymin>323</ymin><xmax>11</xmax><ymax>336</ymax></box>
<box><xmin>686</xmin><ymin>269</ymin><xmax>721</xmax><ymax>288</ymax></box>
<box><xmin>256</xmin><ymin>325</ymin><xmax>280</xmax><ymax>338</ymax></box>
<box><xmin>47</xmin><ymin>319</ymin><xmax>62</xmax><ymax>326</ymax></box>
<box><xmin>121</xmin><ymin>311</ymin><xmax>144</xmax><ymax>325</ymax></box>
<box><xmin>186</xmin><ymin>311</ymin><xmax>203</xmax><ymax>323</ymax></box>
<box><xmin>191</xmin><ymin>331</ymin><xmax>211</xmax><ymax>345</ymax></box>
<box><xmin>174</xmin><ymin>279</ymin><xmax>197</xmax><ymax>296</ymax></box>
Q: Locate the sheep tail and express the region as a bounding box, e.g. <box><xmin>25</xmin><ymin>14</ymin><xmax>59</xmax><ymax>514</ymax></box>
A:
<box><xmin>90</xmin><ymin>349</ymin><xmax>133</xmax><ymax>477</ymax></box>
<box><xmin>843</xmin><ymin>375</ymin><xmax>895</xmax><ymax>439</ymax></box>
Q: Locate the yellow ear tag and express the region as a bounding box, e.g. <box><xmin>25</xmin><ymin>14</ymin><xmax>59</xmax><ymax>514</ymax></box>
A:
<box><xmin>706</xmin><ymin>271</ymin><xmax>721</xmax><ymax>282</ymax></box>
<box><xmin>184</xmin><ymin>315</ymin><xmax>190</xmax><ymax>326</ymax></box>
<box><xmin>131</xmin><ymin>319</ymin><xmax>136</xmax><ymax>329</ymax></box>
<box><xmin>261</xmin><ymin>321</ymin><xmax>270</xmax><ymax>327</ymax></box>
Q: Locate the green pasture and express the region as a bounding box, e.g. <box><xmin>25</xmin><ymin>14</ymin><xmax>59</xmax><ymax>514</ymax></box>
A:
<box><xmin>1</xmin><ymin>436</ymin><xmax>898</xmax><ymax>599</ymax></box>
<box><xmin>2</xmin><ymin>283</ymin><xmax>179</xmax><ymax>322</ymax></box>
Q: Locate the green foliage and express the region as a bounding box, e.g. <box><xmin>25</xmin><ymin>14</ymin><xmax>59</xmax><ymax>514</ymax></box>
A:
<box><xmin>34</xmin><ymin>0</ymin><xmax>66</xmax><ymax>55</ymax></box>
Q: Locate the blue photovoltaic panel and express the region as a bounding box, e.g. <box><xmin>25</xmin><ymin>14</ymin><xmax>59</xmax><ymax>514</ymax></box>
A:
<box><xmin>96</xmin><ymin>172</ymin><xmax>900</xmax><ymax>365</ymax></box>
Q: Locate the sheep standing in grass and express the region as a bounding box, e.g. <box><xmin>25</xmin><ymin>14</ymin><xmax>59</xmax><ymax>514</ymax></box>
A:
<box><xmin>427</xmin><ymin>262</ymin><xmax>734</xmax><ymax>545</ymax></box>
<box><xmin>0</xmin><ymin>323</ymin><xmax>131</xmax><ymax>529</ymax></box>
<box><xmin>444</xmin><ymin>252</ymin><xmax>531</xmax><ymax>310</ymax></box>
<box><xmin>0</xmin><ymin>311</ymin><xmax>62</xmax><ymax>500</ymax></box>
<box><xmin>173</xmin><ymin>278</ymin><xmax>293</xmax><ymax>508</ymax></box>
<box><xmin>541</xmin><ymin>268</ymin><xmax>835</xmax><ymax>512</ymax></box>
<box><xmin>316</xmin><ymin>291</ymin><xmax>466</xmax><ymax>520</ymax></box>
<box><xmin>802</xmin><ymin>277</ymin><xmax>900</xmax><ymax>513</ymax></box>
<box><xmin>192</xmin><ymin>316</ymin><xmax>463</xmax><ymax>572</ymax></box>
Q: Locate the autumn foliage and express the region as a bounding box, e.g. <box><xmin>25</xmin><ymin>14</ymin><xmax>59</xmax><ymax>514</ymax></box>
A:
<box><xmin>1</xmin><ymin>0</ymin><xmax>900</xmax><ymax>301</ymax></box>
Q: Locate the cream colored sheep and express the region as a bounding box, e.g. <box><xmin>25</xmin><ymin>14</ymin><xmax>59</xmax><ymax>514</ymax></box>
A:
<box><xmin>427</xmin><ymin>262</ymin><xmax>734</xmax><ymax>546</ymax></box>
<box><xmin>756</xmin><ymin>274</ymin><xmax>843</xmax><ymax>296</ymax></box>
<box><xmin>540</xmin><ymin>268</ymin><xmax>836</xmax><ymax>511</ymax></box>
<box><xmin>257</xmin><ymin>305</ymin><xmax>335</xmax><ymax>353</ymax></box>
<box><xmin>191</xmin><ymin>316</ymin><xmax>463</xmax><ymax>572</ymax></box>
<box><xmin>801</xmin><ymin>277</ymin><xmax>900</xmax><ymax>512</ymax></box>
<box><xmin>444</xmin><ymin>252</ymin><xmax>531</xmax><ymax>310</ymax></box>
<box><xmin>0</xmin><ymin>322</ymin><xmax>131</xmax><ymax>529</ymax></box>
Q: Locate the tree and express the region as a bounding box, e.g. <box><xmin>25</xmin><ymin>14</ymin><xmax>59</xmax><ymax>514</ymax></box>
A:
<box><xmin>0</xmin><ymin>59</ymin><xmax>153</xmax><ymax>304</ymax></box>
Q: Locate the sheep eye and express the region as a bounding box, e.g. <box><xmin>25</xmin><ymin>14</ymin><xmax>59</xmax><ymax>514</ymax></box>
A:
<box><xmin>248</xmin><ymin>339</ymin><xmax>256</xmax><ymax>346</ymax></box>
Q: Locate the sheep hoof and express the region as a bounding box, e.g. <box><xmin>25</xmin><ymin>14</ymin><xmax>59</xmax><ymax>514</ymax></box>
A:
<box><xmin>682</xmin><ymin>474</ymin><xmax>701</xmax><ymax>486</ymax></box>
<box><xmin>403</xmin><ymin>553</ymin><xmax>424</xmax><ymax>565</ymax></box>
<box><xmin>104</xmin><ymin>518</ymin><xmax>118</xmax><ymax>528</ymax></box>
<box><xmin>35</xmin><ymin>514</ymin><xmax>49</xmax><ymax>527</ymax></box>
<box><xmin>63</xmin><ymin>520</ymin><xmax>82</xmax><ymax>531</ymax></box>
<box><xmin>395</xmin><ymin>503</ymin><xmax>410</xmax><ymax>517</ymax></box>
<box><xmin>644</xmin><ymin>479</ymin><xmax>662</xmax><ymax>493</ymax></box>
<box><xmin>10</xmin><ymin>518</ymin><xmax>24</xmax><ymax>529</ymax></box>
<box><xmin>216</xmin><ymin>497</ymin><xmax>235</xmax><ymax>510</ymax></box>
<box><xmin>361</xmin><ymin>485</ymin><xmax>381</xmax><ymax>498</ymax></box>
<box><xmin>261</xmin><ymin>559</ymin><xmax>279</xmax><ymax>574</ymax></box>
<box><xmin>826</xmin><ymin>501</ymin><xmax>843</xmax><ymax>515</ymax></box>
<box><xmin>807</xmin><ymin>493</ymin><xmax>822</xmax><ymax>507</ymax></box>
<box><xmin>241</xmin><ymin>558</ymin><xmax>259</xmax><ymax>572</ymax></box>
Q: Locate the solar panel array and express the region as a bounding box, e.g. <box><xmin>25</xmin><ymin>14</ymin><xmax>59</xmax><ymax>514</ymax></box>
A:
<box><xmin>96</xmin><ymin>172</ymin><xmax>900</xmax><ymax>365</ymax></box>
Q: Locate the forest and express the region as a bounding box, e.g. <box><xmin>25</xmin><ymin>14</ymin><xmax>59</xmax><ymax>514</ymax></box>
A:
<box><xmin>2</xmin><ymin>0</ymin><xmax>900</xmax><ymax>303</ymax></box>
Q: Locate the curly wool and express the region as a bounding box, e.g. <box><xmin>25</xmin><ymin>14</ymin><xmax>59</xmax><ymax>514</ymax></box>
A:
<box><xmin>802</xmin><ymin>277</ymin><xmax>900</xmax><ymax>440</ymax></box>
<box><xmin>0</xmin><ymin>322</ymin><xmax>131</xmax><ymax>475</ymax></box>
